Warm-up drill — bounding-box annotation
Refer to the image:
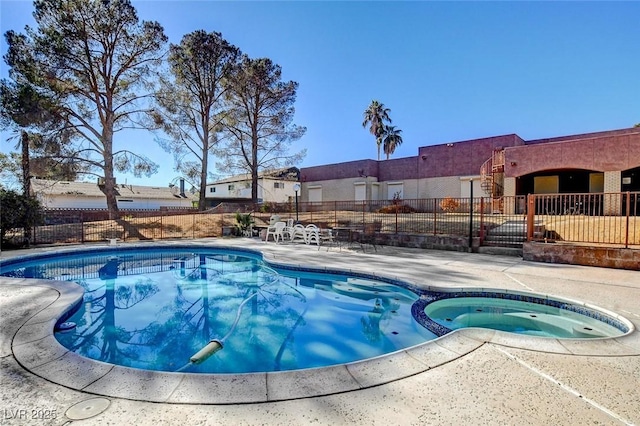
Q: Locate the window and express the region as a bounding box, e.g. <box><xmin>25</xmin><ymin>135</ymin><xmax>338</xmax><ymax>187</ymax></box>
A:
<box><xmin>228</xmin><ymin>184</ymin><xmax>234</xmax><ymax>191</ymax></box>
<box><xmin>209</xmin><ymin>187</ymin><xmax>216</xmax><ymax>193</ymax></box>
<box><xmin>308</xmin><ymin>185</ymin><xmax>322</xmax><ymax>203</ymax></box>
<box><xmin>274</xmin><ymin>182</ymin><xmax>285</xmax><ymax>189</ymax></box>
<box><xmin>354</xmin><ymin>182</ymin><xmax>366</xmax><ymax>201</ymax></box>
<box><xmin>387</xmin><ymin>182</ymin><xmax>403</xmax><ymax>200</ymax></box>
<box><xmin>590</xmin><ymin>173</ymin><xmax>604</xmax><ymax>192</ymax></box>
<box><xmin>534</xmin><ymin>176</ymin><xmax>559</xmax><ymax>194</ymax></box>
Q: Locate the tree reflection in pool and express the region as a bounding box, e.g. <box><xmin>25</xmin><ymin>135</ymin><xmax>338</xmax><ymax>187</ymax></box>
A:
<box><xmin>3</xmin><ymin>248</ymin><xmax>434</xmax><ymax>373</ymax></box>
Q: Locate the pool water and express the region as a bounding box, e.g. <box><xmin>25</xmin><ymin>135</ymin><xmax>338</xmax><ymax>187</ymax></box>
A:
<box><xmin>1</xmin><ymin>248</ymin><xmax>435</xmax><ymax>373</ymax></box>
<box><xmin>423</xmin><ymin>297</ymin><xmax>623</xmax><ymax>338</ymax></box>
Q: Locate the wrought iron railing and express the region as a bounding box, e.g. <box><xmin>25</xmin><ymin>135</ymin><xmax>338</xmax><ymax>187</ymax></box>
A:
<box><xmin>2</xmin><ymin>192</ymin><xmax>637</xmax><ymax>250</ymax></box>
<box><xmin>528</xmin><ymin>192</ymin><xmax>639</xmax><ymax>248</ymax></box>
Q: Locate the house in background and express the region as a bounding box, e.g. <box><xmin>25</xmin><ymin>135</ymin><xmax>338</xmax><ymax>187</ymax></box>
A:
<box><xmin>204</xmin><ymin>167</ymin><xmax>300</xmax><ymax>207</ymax></box>
<box><xmin>299</xmin><ymin>127</ymin><xmax>640</xmax><ymax>214</ymax></box>
<box><xmin>31</xmin><ymin>178</ymin><xmax>197</xmax><ymax>210</ymax></box>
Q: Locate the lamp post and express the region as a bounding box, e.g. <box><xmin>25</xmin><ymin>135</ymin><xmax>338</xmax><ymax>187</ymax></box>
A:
<box><xmin>293</xmin><ymin>183</ymin><xmax>301</xmax><ymax>223</ymax></box>
<box><xmin>462</xmin><ymin>177</ymin><xmax>475</xmax><ymax>252</ymax></box>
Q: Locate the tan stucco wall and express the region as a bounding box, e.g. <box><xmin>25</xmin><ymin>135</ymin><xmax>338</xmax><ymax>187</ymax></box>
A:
<box><xmin>417</xmin><ymin>177</ymin><xmax>461</xmax><ymax>199</ymax></box>
<box><xmin>302</xmin><ymin>176</ymin><xmax>466</xmax><ymax>202</ymax></box>
<box><xmin>301</xmin><ymin>177</ymin><xmax>378</xmax><ymax>203</ymax></box>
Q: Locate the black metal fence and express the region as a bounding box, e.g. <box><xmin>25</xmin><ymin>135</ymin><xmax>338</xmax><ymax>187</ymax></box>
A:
<box><xmin>2</xmin><ymin>208</ymin><xmax>222</xmax><ymax>246</ymax></box>
<box><xmin>250</xmin><ymin>196</ymin><xmax>529</xmax><ymax>248</ymax></box>
<box><xmin>2</xmin><ymin>192</ymin><xmax>638</xmax><ymax>250</ymax></box>
<box><xmin>529</xmin><ymin>192</ymin><xmax>639</xmax><ymax>247</ymax></box>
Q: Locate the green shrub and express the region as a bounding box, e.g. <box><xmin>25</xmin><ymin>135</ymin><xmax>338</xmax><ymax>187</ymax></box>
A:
<box><xmin>235</xmin><ymin>213</ymin><xmax>254</xmax><ymax>234</ymax></box>
<box><xmin>0</xmin><ymin>189</ymin><xmax>44</xmax><ymax>247</ymax></box>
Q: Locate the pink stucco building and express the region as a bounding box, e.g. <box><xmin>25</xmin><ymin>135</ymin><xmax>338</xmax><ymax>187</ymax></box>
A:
<box><xmin>299</xmin><ymin>127</ymin><xmax>640</xmax><ymax>213</ymax></box>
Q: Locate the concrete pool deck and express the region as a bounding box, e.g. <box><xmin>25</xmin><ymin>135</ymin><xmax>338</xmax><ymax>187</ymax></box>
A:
<box><xmin>1</xmin><ymin>238</ymin><xmax>639</xmax><ymax>425</ymax></box>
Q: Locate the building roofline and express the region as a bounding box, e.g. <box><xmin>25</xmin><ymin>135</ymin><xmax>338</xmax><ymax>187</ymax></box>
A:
<box><xmin>525</xmin><ymin>127</ymin><xmax>640</xmax><ymax>145</ymax></box>
<box><xmin>30</xmin><ymin>178</ymin><xmax>197</xmax><ymax>200</ymax></box>
<box><xmin>207</xmin><ymin>167</ymin><xmax>300</xmax><ymax>185</ymax></box>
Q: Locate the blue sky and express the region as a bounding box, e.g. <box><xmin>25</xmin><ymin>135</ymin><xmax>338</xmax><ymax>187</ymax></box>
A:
<box><xmin>1</xmin><ymin>0</ymin><xmax>639</xmax><ymax>187</ymax></box>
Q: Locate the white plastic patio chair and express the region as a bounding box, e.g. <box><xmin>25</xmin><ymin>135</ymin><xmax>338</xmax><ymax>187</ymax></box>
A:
<box><xmin>265</xmin><ymin>221</ymin><xmax>287</xmax><ymax>243</ymax></box>
<box><xmin>283</xmin><ymin>218</ymin><xmax>295</xmax><ymax>240</ymax></box>
<box><xmin>305</xmin><ymin>224</ymin><xmax>320</xmax><ymax>245</ymax></box>
<box><xmin>289</xmin><ymin>224</ymin><xmax>307</xmax><ymax>243</ymax></box>
<box><xmin>320</xmin><ymin>229</ymin><xmax>334</xmax><ymax>244</ymax></box>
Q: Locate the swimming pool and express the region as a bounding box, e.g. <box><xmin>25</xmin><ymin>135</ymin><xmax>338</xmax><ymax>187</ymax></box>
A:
<box><xmin>1</xmin><ymin>246</ymin><xmax>435</xmax><ymax>373</ymax></box>
<box><xmin>0</xmin><ymin>245</ymin><xmax>631</xmax><ymax>375</ymax></box>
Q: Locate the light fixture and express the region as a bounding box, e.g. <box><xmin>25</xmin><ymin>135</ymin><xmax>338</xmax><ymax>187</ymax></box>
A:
<box><xmin>293</xmin><ymin>183</ymin><xmax>301</xmax><ymax>222</ymax></box>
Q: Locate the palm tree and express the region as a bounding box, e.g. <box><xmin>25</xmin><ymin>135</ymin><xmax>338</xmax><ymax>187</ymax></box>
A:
<box><xmin>382</xmin><ymin>125</ymin><xmax>403</xmax><ymax>160</ymax></box>
<box><xmin>362</xmin><ymin>100</ymin><xmax>391</xmax><ymax>161</ymax></box>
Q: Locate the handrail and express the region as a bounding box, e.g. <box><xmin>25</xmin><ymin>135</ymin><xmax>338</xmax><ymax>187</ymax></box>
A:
<box><xmin>492</xmin><ymin>149</ymin><xmax>505</xmax><ymax>170</ymax></box>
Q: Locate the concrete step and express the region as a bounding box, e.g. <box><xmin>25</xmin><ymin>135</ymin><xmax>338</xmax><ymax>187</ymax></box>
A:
<box><xmin>484</xmin><ymin>235</ymin><xmax>526</xmax><ymax>243</ymax></box>
<box><xmin>477</xmin><ymin>246</ymin><xmax>523</xmax><ymax>257</ymax></box>
<box><xmin>482</xmin><ymin>241</ymin><xmax>524</xmax><ymax>249</ymax></box>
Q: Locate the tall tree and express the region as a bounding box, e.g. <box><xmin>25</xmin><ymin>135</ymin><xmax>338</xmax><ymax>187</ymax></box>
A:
<box><xmin>0</xmin><ymin>152</ymin><xmax>21</xmax><ymax>191</ymax></box>
<box><xmin>3</xmin><ymin>0</ymin><xmax>167</xmax><ymax>218</ymax></box>
<box><xmin>382</xmin><ymin>125</ymin><xmax>403</xmax><ymax>160</ymax></box>
<box><xmin>0</xmin><ymin>149</ymin><xmax>82</xmax><ymax>190</ymax></box>
<box><xmin>0</xmin><ymin>77</ymin><xmax>76</xmax><ymax>245</ymax></box>
<box><xmin>152</xmin><ymin>30</ymin><xmax>240</xmax><ymax>210</ymax></box>
<box><xmin>217</xmin><ymin>56</ymin><xmax>306</xmax><ymax>202</ymax></box>
<box><xmin>362</xmin><ymin>100</ymin><xmax>391</xmax><ymax>161</ymax></box>
<box><xmin>0</xmin><ymin>80</ymin><xmax>59</xmax><ymax>195</ymax></box>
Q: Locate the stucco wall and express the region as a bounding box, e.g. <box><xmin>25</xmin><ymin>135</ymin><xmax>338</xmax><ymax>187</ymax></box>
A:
<box><xmin>302</xmin><ymin>176</ymin><xmax>483</xmax><ymax>202</ymax></box>
<box><xmin>419</xmin><ymin>176</ymin><xmax>464</xmax><ymax>198</ymax></box>
<box><xmin>379</xmin><ymin>179</ymin><xmax>417</xmax><ymax>200</ymax></box>
<box><xmin>300</xmin><ymin>177</ymin><xmax>378</xmax><ymax>202</ymax></box>
<box><xmin>417</xmin><ymin>134</ymin><xmax>524</xmax><ymax>178</ymax></box>
<box><xmin>301</xmin><ymin>159</ymin><xmax>378</xmax><ymax>182</ymax></box>
<box><xmin>205</xmin><ymin>178</ymin><xmax>297</xmax><ymax>203</ymax></box>
<box><xmin>378</xmin><ymin>157</ymin><xmax>419</xmax><ymax>181</ymax></box>
<box><xmin>505</xmin><ymin>129</ymin><xmax>640</xmax><ymax>178</ymax></box>
<box><xmin>116</xmin><ymin>198</ymin><xmax>193</xmax><ymax>209</ymax></box>
<box><xmin>258</xmin><ymin>179</ymin><xmax>298</xmax><ymax>203</ymax></box>
<box><xmin>301</xmin><ymin>176</ymin><xmax>473</xmax><ymax>202</ymax></box>
<box><xmin>37</xmin><ymin>195</ymin><xmax>193</xmax><ymax>210</ymax></box>
<box><xmin>298</xmin><ymin>128</ymin><xmax>638</xmax><ymax>203</ymax></box>
<box><xmin>38</xmin><ymin>195</ymin><xmax>107</xmax><ymax>209</ymax></box>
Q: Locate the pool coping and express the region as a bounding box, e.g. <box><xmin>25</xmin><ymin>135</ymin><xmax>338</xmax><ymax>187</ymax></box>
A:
<box><xmin>4</xmin><ymin>242</ymin><xmax>640</xmax><ymax>404</ymax></box>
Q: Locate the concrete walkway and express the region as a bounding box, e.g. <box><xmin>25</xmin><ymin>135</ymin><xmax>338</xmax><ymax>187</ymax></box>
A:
<box><xmin>1</xmin><ymin>239</ymin><xmax>639</xmax><ymax>425</ymax></box>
